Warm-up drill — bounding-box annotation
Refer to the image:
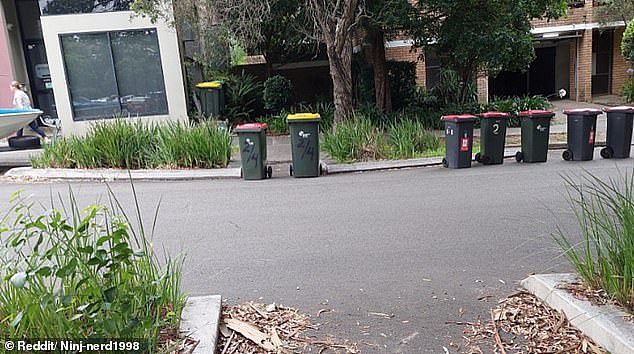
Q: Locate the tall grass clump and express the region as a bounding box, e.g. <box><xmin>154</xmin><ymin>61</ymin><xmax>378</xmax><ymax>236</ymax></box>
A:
<box><xmin>322</xmin><ymin>117</ymin><xmax>389</xmax><ymax>163</ymax></box>
<box><xmin>32</xmin><ymin>120</ymin><xmax>232</xmax><ymax>169</ymax></box>
<box><xmin>0</xmin><ymin>187</ymin><xmax>186</xmax><ymax>351</ymax></box>
<box><xmin>388</xmin><ymin>119</ymin><xmax>442</xmax><ymax>159</ymax></box>
<box><xmin>555</xmin><ymin>171</ymin><xmax>634</xmax><ymax>311</ymax></box>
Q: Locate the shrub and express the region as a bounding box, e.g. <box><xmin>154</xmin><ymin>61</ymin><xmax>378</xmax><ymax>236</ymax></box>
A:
<box><xmin>263</xmin><ymin>75</ymin><xmax>293</xmax><ymax>112</ymax></box>
<box><xmin>32</xmin><ymin>120</ymin><xmax>232</xmax><ymax>169</ymax></box>
<box><xmin>624</xmin><ymin>77</ymin><xmax>634</xmax><ymax>103</ymax></box>
<box><xmin>256</xmin><ymin>112</ymin><xmax>289</xmax><ymax>135</ymax></box>
<box><xmin>431</xmin><ymin>69</ymin><xmax>478</xmax><ymax>107</ymax></box>
<box><xmin>387</xmin><ymin>61</ymin><xmax>417</xmax><ymax>111</ymax></box>
<box><xmin>224</xmin><ymin>72</ymin><xmax>263</xmax><ymax>125</ymax></box>
<box><xmin>322</xmin><ymin>117</ymin><xmax>389</xmax><ymax>163</ymax></box>
<box><xmin>0</xmin><ymin>189</ymin><xmax>185</xmax><ymax>350</ymax></box>
<box><xmin>387</xmin><ymin>119</ymin><xmax>442</xmax><ymax>159</ymax></box>
<box><xmin>295</xmin><ymin>101</ymin><xmax>335</xmax><ymax>132</ymax></box>
<box><xmin>622</xmin><ymin>21</ymin><xmax>634</xmax><ymax>64</ymax></box>
<box><xmin>554</xmin><ymin>171</ymin><xmax>634</xmax><ymax>312</ymax></box>
<box><xmin>487</xmin><ymin>95</ymin><xmax>552</xmax><ymax>127</ymax></box>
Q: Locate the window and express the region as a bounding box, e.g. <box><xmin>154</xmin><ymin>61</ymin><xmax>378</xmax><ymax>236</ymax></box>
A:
<box><xmin>425</xmin><ymin>50</ymin><xmax>442</xmax><ymax>89</ymax></box>
<box><xmin>60</xmin><ymin>29</ymin><xmax>168</xmax><ymax>121</ymax></box>
<box><xmin>39</xmin><ymin>0</ymin><xmax>132</xmax><ymax>16</ymax></box>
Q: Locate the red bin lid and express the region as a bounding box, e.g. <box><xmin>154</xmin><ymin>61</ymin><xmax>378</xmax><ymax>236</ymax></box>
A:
<box><xmin>441</xmin><ymin>114</ymin><xmax>477</xmax><ymax>122</ymax></box>
<box><xmin>519</xmin><ymin>110</ymin><xmax>555</xmax><ymax>118</ymax></box>
<box><xmin>479</xmin><ymin>112</ymin><xmax>510</xmax><ymax>118</ymax></box>
<box><xmin>235</xmin><ymin>123</ymin><xmax>268</xmax><ymax>131</ymax></box>
<box><xmin>603</xmin><ymin>106</ymin><xmax>634</xmax><ymax>113</ymax></box>
<box><xmin>563</xmin><ymin>108</ymin><xmax>603</xmax><ymax>116</ymax></box>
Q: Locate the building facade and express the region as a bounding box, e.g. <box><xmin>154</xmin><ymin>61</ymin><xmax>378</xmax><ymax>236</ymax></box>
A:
<box><xmin>385</xmin><ymin>0</ymin><xmax>629</xmax><ymax>103</ymax></box>
<box><xmin>0</xmin><ymin>0</ymin><xmax>188</xmax><ymax>136</ymax></box>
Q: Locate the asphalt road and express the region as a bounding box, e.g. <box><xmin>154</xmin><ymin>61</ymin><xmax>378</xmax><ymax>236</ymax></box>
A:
<box><xmin>0</xmin><ymin>150</ymin><xmax>631</xmax><ymax>353</ymax></box>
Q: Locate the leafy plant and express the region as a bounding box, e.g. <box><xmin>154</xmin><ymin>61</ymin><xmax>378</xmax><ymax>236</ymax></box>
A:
<box><xmin>0</xmin><ymin>188</ymin><xmax>186</xmax><ymax>351</ymax></box>
<box><xmin>431</xmin><ymin>69</ymin><xmax>478</xmax><ymax>107</ymax></box>
<box><xmin>554</xmin><ymin>171</ymin><xmax>634</xmax><ymax>312</ymax></box>
<box><xmin>487</xmin><ymin>95</ymin><xmax>552</xmax><ymax>127</ymax></box>
<box><xmin>387</xmin><ymin>119</ymin><xmax>442</xmax><ymax>159</ymax></box>
<box><xmin>624</xmin><ymin>77</ymin><xmax>634</xmax><ymax>103</ymax></box>
<box><xmin>32</xmin><ymin>120</ymin><xmax>232</xmax><ymax>169</ymax></box>
<box><xmin>224</xmin><ymin>72</ymin><xmax>263</xmax><ymax>125</ymax></box>
<box><xmin>256</xmin><ymin>112</ymin><xmax>289</xmax><ymax>135</ymax></box>
<box><xmin>622</xmin><ymin>20</ymin><xmax>634</xmax><ymax>64</ymax></box>
<box><xmin>263</xmin><ymin>75</ymin><xmax>293</xmax><ymax>112</ymax></box>
<box><xmin>387</xmin><ymin>60</ymin><xmax>417</xmax><ymax>111</ymax></box>
<box><xmin>322</xmin><ymin>116</ymin><xmax>389</xmax><ymax>163</ymax></box>
<box><xmin>295</xmin><ymin>101</ymin><xmax>335</xmax><ymax>132</ymax></box>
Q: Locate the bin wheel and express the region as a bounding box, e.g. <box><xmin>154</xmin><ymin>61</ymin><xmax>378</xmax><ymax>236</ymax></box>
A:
<box><xmin>481</xmin><ymin>155</ymin><xmax>492</xmax><ymax>165</ymax></box>
<box><xmin>515</xmin><ymin>151</ymin><xmax>523</xmax><ymax>163</ymax></box>
<box><xmin>600</xmin><ymin>147</ymin><xmax>614</xmax><ymax>159</ymax></box>
<box><xmin>289</xmin><ymin>165</ymin><xmax>294</xmax><ymax>176</ymax></box>
<box><xmin>240</xmin><ymin>168</ymin><xmax>243</xmax><ymax>178</ymax></box>
<box><xmin>319</xmin><ymin>163</ymin><xmax>324</xmax><ymax>176</ymax></box>
<box><xmin>475</xmin><ymin>153</ymin><xmax>481</xmax><ymax>163</ymax></box>
<box><xmin>562</xmin><ymin>149</ymin><xmax>573</xmax><ymax>161</ymax></box>
<box><xmin>266</xmin><ymin>166</ymin><xmax>273</xmax><ymax>179</ymax></box>
<box><xmin>442</xmin><ymin>158</ymin><xmax>448</xmax><ymax>168</ymax></box>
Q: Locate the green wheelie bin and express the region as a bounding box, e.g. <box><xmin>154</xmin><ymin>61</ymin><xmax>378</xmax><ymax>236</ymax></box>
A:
<box><xmin>601</xmin><ymin>106</ymin><xmax>634</xmax><ymax>159</ymax></box>
<box><xmin>287</xmin><ymin>113</ymin><xmax>322</xmax><ymax>177</ymax></box>
<box><xmin>235</xmin><ymin>123</ymin><xmax>272</xmax><ymax>180</ymax></box>
<box><xmin>195</xmin><ymin>81</ymin><xmax>225</xmax><ymax>118</ymax></box>
<box><xmin>476</xmin><ymin>112</ymin><xmax>510</xmax><ymax>165</ymax></box>
<box><xmin>515</xmin><ymin>110</ymin><xmax>555</xmax><ymax>163</ymax></box>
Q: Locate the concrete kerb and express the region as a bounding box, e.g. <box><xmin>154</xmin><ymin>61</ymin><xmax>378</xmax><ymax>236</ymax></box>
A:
<box><xmin>4</xmin><ymin>167</ymin><xmax>241</xmax><ymax>181</ymax></box>
<box><xmin>521</xmin><ymin>274</ymin><xmax>634</xmax><ymax>354</ymax></box>
<box><xmin>179</xmin><ymin>295</ymin><xmax>222</xmax><ymax>354</ymax></box>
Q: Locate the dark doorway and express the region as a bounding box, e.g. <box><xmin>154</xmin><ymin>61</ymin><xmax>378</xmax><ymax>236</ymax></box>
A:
<box><xmin>592</xmin><ymin>30</ymin><xmax>612</xmax><ymax>95</ymax></box>
<box><xmin>15</xmin><ymin>0</ymin><xmax>57</xmax><ymax>119</ymax></box>
<box><xmin>489</xmin><ymin>46</ymin><xmax>557</xmax><ymax>98</ymax></box>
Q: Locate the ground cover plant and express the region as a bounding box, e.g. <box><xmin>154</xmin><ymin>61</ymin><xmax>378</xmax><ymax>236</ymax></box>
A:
<box><xmin>555</xmin><ymin>171</ymin><xmax>634</xmax><ymax>312</ymax></box>
<box><xmin>0</xmin><ymin>187</ymin><xmax>186</xmax><ymax>352</ymax></box>
<box><xmin>32</xmin><ymin>120</ymin><xmax>232</xmax><ymax>169</ymax></box>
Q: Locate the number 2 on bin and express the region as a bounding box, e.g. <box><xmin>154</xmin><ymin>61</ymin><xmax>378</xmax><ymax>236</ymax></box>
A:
<box><xmin>296</xmin><ymin>136</ymin><xmax>315</xmax><ymax>160</ymax></box>
<box><xmin>243</xmin><ymin>140</ymin><xmax>259</xmax><ymax>165</ymax></box>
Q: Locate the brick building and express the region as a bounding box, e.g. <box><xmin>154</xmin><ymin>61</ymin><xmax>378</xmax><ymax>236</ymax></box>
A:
<box><xmin>385</xmin><ymin>0</ymin><xmax>629</xmax><ymax>103</ymax></box>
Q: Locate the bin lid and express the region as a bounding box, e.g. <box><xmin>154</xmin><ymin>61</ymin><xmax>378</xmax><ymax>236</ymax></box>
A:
<box><xmin>235</xmin><ymin>122</ymin><xmax>268</xmax><ymax>132</ymax></box>
<box><xmin>196</xmin><ymin>81</ymin><xmax>223</xmax><ymax>89</ymax></box>
<box><xmin>563</xmin><ymin>108</ymin><xmax>603</xmax><ymax>116</ymax></box>
<box><xmin>519</xmin><ymin>110</ymin><xmax>555</xmax><ymax>119</ymax></box>
<box><xmin>603</xmin><ymin>106</ymin><xmax>634</xmax><ymax>113</ymax></box>
<box><xmin>287</xmin><ymin>113</ymin><xmax>321</xmax><ymax>121</ymax></box>
<box><xmin>441</xmin><ymin>114</ymin><xmax>477</xmax><ymax>122</ymax></box>
<box><xmin>479</xmin><ymin>112</ymin><xmax>510</xmax><ymax>119</ymax></box>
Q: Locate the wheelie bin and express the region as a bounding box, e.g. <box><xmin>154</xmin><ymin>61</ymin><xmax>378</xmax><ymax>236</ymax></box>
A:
<box><xmin>235</xmin><ymin>123</ymin><xmax>272</xmax><ymax>180</ymax></box>
<box><xmin>562</xmin><ymin>108</ymin><xmax>602</xmax><ymax>161</ymax></box>
<box><xmin>601</xmin><ymin>106</ymin><xmax>634</xmax><ymax>159</ymax></box>
<box><xmin>195</xmin><ymin>81</ymin><xmax>225</xmax><ymax>118</ymax></box>
<box><xmin>476</xmin><ymin>112</ymin><xmax>510</xmax><ymax>165</ymax></box>
<box><xmin>515</xmin><ymin>110</ymin><xmax>554</xmax><ymax>163</ymax></box>
<box><xmin>441</xmin><ymin>114</ymin><xmax>476</xmax><ymax>169</ymax></box>
<box><xmin>287</xmin><ymin>113</ymin><xmax>322</xmax><ymax>177</ymax></box>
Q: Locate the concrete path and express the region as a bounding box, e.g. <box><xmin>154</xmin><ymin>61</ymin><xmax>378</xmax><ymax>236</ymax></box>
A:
<box><xmin>0</xmin><ymin>149</ymin><xmax>630</xmax><ymax>352</ymax></box>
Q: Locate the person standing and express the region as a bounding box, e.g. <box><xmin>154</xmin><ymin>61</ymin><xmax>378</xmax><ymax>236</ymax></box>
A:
<box><xmin>10</xmin><ymin>81</ymin><xmax>47</xmax><ymax>140</ymax></box>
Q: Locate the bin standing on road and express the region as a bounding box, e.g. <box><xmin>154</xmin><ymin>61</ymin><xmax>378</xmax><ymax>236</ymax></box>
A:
<box><xmin>287</xmin><ymin>113</ymin><xmax>322</xmax><ymax>177</ymax></box>
<box><xmin>515</xmin><ymin>110</ymin><xmax>554</xmax><ymax>163</ymax></box>
<box><xmin>601</xmin><ymin>106</ymin><xmax>634</xmax><ymax>159</ymax></box>
<box><xmin>441</xmin><ymin>114</ymin><xmax>476</xmax><ymax>169</ymax></box>
<box><xmin>195</xmin><ymin>81</ymin><xmax>225</xmax><ymax>118</ymax></box>
<box><xmin>235</xmin><ymin>123</ymin><xmax>272</xmax><ymax>180</ymax></box>
<box><xmin>562</xmin><ymin>108</ymin><xmax>602</xmax><ymax>161</ymax></box>
<box><xmin>476</xmin><ymin>112</ymin><xmax>510</xmax><ymax>165</ymax></box>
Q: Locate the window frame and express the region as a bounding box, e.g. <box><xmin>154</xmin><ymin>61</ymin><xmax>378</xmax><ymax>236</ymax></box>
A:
<box><xmin>59</xmin><ymin>28</ymin><xmax>169</xmax><ymax>122</ymax></box>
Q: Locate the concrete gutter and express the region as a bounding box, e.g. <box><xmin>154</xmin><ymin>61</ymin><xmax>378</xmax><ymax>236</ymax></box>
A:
<box><xmin>180</xmin><ymin>295</ymin><xmax>222</xmax><ymax>354</ymax></box>
<box><xmin>4</xmin><ymin>167</ymin><xmax>241</xmax><ymax>181</ymax></box>
<box><xmin>521</xmin><ymin>274</ymin><xmax>634</xmax><ymax>354</ymax></box>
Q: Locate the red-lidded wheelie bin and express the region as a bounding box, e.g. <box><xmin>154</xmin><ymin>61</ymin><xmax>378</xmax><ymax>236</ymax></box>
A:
<box><xmin>562</xmin><ymin>108</ymin><xmax>602</xmax><ymax>161</ymax></box>
<box><xmin>476</xmin><ymin>112</ymin><xmax>509</xmax><ymax>165</ymax></box>
<box><xmin>442</xmin><ymin>114</ymin><xmax>477</xmax><ymax>169</ymax></box>
<box><xmin>601</xmin><ymin>106</ymin><xmax>634</xmax><ymax>159</ymax></box>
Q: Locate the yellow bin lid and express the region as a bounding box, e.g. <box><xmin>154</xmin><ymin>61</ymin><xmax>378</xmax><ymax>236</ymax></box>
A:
<box><xmin>196</xmin><ymin>81</ymin><xmax>222</xmax><ymax>89</ymax></box>
<box><xmin>287</xmin><ymin>113</ymin><xmax>321</xmax><ymax>121</ymax></box>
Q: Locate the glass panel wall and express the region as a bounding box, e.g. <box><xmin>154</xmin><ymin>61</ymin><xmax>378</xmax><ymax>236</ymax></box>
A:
<box><xmin>38</xmin><ymin>0</ymin><xmax>132</xmax><ymax>16</ymax></box>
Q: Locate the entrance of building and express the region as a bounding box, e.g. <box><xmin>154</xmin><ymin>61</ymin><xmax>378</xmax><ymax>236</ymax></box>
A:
<box><xmin>14</xmin><ymin>0</ymin><xmax>57</xmax><ymax>118</ymax></box>
<box><xmin>592</xmin><ymin>30</ymin><xmax>612</xmax><ymax>95</ymax></box>
<box><xmin>489</xmin><ymin>47</ymin><xmax>557</xmax><ymax>98</ymax></box>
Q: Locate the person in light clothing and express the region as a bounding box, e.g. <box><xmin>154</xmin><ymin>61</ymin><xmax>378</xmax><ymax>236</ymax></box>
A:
<box><xmin>10</xmin><ymin>81</ymin><xmax>47</xmax><ymax>140</ymax></box>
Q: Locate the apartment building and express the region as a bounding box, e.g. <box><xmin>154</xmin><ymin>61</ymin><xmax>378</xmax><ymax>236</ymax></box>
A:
<box><xmin>385</xmin><ymin>0</ymin><xmax>629</xmax><ymax>103</ymax></box>
<box><xmin>0</xmin><ymin>0</ymin><xmax>188</xmax><ymax>136</ymax></box>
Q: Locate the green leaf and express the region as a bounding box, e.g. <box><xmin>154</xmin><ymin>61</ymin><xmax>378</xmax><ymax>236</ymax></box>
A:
<box><xmin>104</xmin><ymin>287</ymin><xmax>118</xmax><ymax>303</ymax></box>
<box><xmin>10</xmin><ymin>311</ymin><xmax>24</xmax><ymax>328</ymax></box>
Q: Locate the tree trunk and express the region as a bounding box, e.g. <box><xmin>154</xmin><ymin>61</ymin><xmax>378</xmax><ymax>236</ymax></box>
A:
<box><xmin>371</xmin><ymin>29</ymin><xmax>392</xmax><ymax>113</ymax></box>
<box><xmin>327</xmin><ymin>41</ymin><xmax>354</xmax><ymax>123</ymax></box>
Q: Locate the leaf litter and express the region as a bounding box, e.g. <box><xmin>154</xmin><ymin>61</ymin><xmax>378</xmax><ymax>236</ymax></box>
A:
<box><xmin>217</xmin><ymin>302</ymin><xmax>358</xmax><ymax>353</ymax></box>
<box><xmin>457</xmin><ymin>291</ymin><xmax>607</xmax><ymax>353</ymax></box>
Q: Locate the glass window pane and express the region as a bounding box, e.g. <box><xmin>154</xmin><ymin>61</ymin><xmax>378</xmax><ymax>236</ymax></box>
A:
<box><xmin>110</xmin><ymin>29</ymin><xmax>168</xmax><ymax>116</ymax></box>
<box><xmin>61</xmin><ymin>33</ymin><xmax>121</xmax><ymax>120</ymax></box>
<box><xmin>39</xmin><ymin>0</ymin><xmax>132</xmax><ymax>16</ymax></box>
